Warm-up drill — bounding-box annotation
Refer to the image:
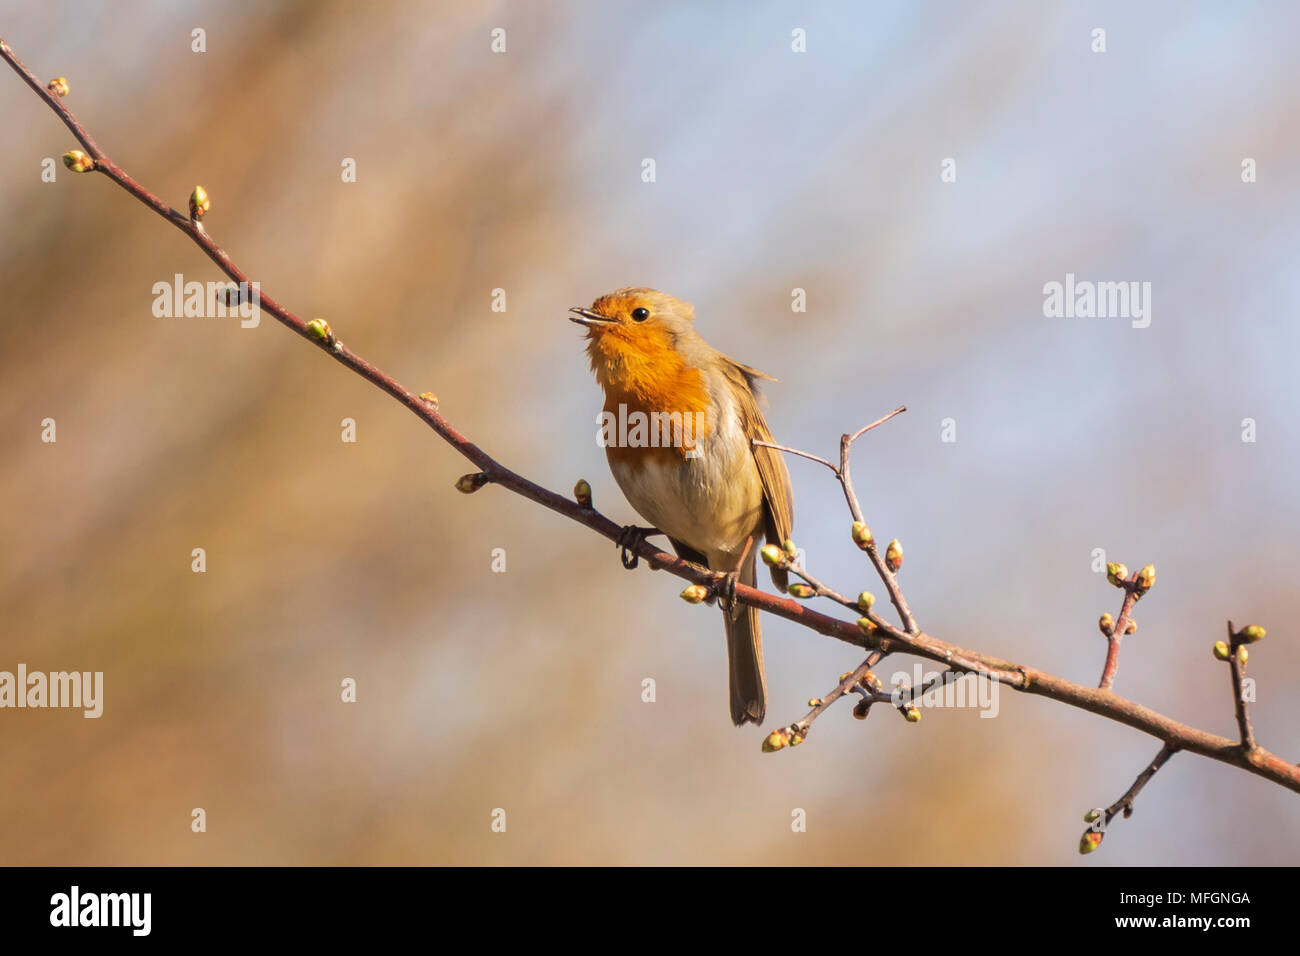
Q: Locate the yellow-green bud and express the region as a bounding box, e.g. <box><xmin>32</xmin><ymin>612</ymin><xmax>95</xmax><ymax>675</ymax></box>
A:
<box><xmin>904</xmin><ymin>706</ymin><xmax>922</xmax><ymax>723</ymax></box>
<box><xmin>788</xmin><ymin>731</ymin><xmax>806</xmax><ymax>747</ymax></box>
<box><xmin>455</xmin><ymin>472</ymin><xmax>488</xmax><ymax>494</ymax></box>
<box><xmin>1124</xmin><ymin>618</ymin><xmax>1137</xmax><ymax>635</ymax></box>
<box><xmin>856</xmin><ymin>617</ymin><xmax>877</xmax><ymax>636</ymax></box>
<box><xmin>1099</xmin><ymin>613</ymin><xmax>1114</xmax><ymax>636</ymax></box>
<box><xmin>885</xmin><ymin>539</ymin><xmax>903</xmax><ymax>573</ymax></box>
<box><xmin>1237</xmin><ymin>646</ymin><xmax>1248</xmax><ymax>666</ymax></box>
<box><xmin>851</xmin><ymin>521</ymin><xmax>873</xmax><ymax>549</ymax></box>
<box><xmin>573</xmin><ymin>478</ymin><xmax>592</xmax><ymax>508</ymax></box>
<box><xmin>305</xmin><ymin>318</ymin><xmax>333</xmax><ymax>342</ymax></box>
<box><xmin>189</xmin><ymin>185</ymin><xmax>210</xmax><ymax>220</ymax></box>
<box><xmin>761</xmin><ymin>729</ymin><xmax>790</xmax><ymax>753</ymax></box>
<box><xmin>1106</xmin><ymin>563</ymin><xmax>1129</xmax><ymax>587</ymax></box>
<box><xmin>782</xmin><ymin>538</ymin><xmax>798</xmax><ymax>557</ymax></box>
<box><xmin>857</xmin><ymin>591</ymin><xmax>875</xmax><ymax>611</ymax></box>
<box><xmin>1083</xmin><ymin>808</ymin><xmax>1102</xmax><ymax>823</ymax></box>
<box><xmin>679</xmin><ymin>584</ymin><xmax>708</xmax><ymax>604</ymax></box>
<box><xmin>1239</xmin><ymin>625</ymin><xmax>1266</xmax><ymax>644</ymax></box>
<box><xmin>807</xmin><ymin>697</ymin><xmax>822</xmax><ymax>708</ymax></box>
<box><xmin>760</xmin><ymin>544</ymin><xmax>784</xmax><ymax>567</ymax></box>
<box><xmin>62</xmin><ymin>150</ymin><xmax>93</xmax><ymax>173</ymax></box>
<box><xmin>47</xmin><ymin>76</ymin><xmax>69</xmax><ymax>97</ymax></box>
<box><xmin>787</xmin><ymin>583</ymin><xmax>814</xmax><ymax>599</ymax></box>
<box><xmin>1079</xmin><ymin>830</ymin><xmax>1104</xmax><ymax>854</ymax></box>
<box><xmin>1212</xmin><ymin>640</ymin><xmax>1231</xmax><ymax>661</ymax></box>
<box><xmin>419</xmin><ymin>391</ymin><xmax>439</xmax><ymax>407</ymax></box>
<box><xmin>1136</xmin><ymin>564</ymin><xmax>1156</xmax><ymax>591</ymax></box>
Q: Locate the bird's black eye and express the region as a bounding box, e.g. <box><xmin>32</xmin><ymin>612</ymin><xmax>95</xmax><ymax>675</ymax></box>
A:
<box><xmin>631</xmin><ymin>307</ymin><xmax>650</xmax><ymax>322</ymax></box>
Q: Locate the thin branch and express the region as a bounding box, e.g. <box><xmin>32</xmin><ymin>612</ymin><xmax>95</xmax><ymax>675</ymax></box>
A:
<box><xmin>4</xmin><ymin>40</ymin><xmax>1298</xmax><ymax>803</ymax></box>
<box><xmin>755</xmin><ymin>406</ymin><xmax>918</xmax><ymax>635</ymax></box>
<box><xmin>1108</xmin><ymin>742</ymin><xmax>1179</xmax><ymax>822</ymax></box>
<box><xmin>789</xmin><ymin>653</ymin><xmax>886</xmax><ymax>738</ymax></box>
<box><xmin>1081</xmin><ymin>742</ymin><xmax>1179</xmax><ymax>853</ymax></box>
<box><xmin>1099</xmin><ymin>582</ymin><xmax>1141</xmax><ymax>690</ymax></box>
<box><xmin>749</xmin><ymin>440</ymin><xmax>836</xmax><ymax>472</ymax></box>
<box><xmin>897</xmin><ymin>669</ymin><xmax>958</xmax><ymax>709</ymax></box>
<box><xmin>840</xmin><ymin>414</ymin><xmax>917</xmax><ymax>634</ymax></box>
<box><xmin>846</xmin><ymin>405</ymin><xmax>908</xmax><ymax>446</ymax></box>
<box><xmin>1225</xmin><ymin>620</ymin><xmax>1257</xmax><ymax>752</ymax></box>
<box><xmin>751</xmin><ymin>406</ymin><xmax>905</xmax><ymax>474</ymax></box>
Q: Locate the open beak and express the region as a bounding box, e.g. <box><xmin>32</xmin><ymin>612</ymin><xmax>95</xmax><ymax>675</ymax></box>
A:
<box><xmin>568</xmin><ymin>307</ymin><xmax>615</xmax><ymax>327</ymax></box>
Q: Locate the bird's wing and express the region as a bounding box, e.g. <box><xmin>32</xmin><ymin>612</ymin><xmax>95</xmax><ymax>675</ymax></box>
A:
<box><xmin>722</xmin><ymin>358</ymin><xmax>794</xmax><ymax>592</ymax></box>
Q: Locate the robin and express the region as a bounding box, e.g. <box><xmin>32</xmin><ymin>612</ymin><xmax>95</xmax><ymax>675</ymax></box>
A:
<box><xmin>569</xmin><ymin>288</ymin><xmax>794</xmax><ymax>725</ymax></box>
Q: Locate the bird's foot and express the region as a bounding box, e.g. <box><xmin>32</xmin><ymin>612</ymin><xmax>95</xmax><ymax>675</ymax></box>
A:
<box><xmin>616</xmin><ymin>525</ymin><xmax>661</xmax><ymax>570</ymax></box>
<box><xmin>712</xmin><ymin>569</ymin><xmax>740</xmax><ymax>613</ymax></box>
<box><xmin>713</xmin><ymin>536</ymin><xmax>755</xmax><ymax>614</ymax></box>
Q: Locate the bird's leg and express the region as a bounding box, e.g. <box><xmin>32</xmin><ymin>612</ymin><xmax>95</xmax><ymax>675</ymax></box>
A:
<box><xmin>616</xmin><ymin>525</ymin><xmax>662</xmax><ymax>570</ymax></box>
<box><xmin>713</xmin><ymin>536</ymin><xmax>755</xmax><ymax>614</ymax></box>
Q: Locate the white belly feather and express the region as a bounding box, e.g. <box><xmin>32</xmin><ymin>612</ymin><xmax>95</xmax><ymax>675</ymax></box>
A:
<box><xmin>609</xmin><ymin>405</ymin><xmax>764</xmax><ymax>567</ymax></box>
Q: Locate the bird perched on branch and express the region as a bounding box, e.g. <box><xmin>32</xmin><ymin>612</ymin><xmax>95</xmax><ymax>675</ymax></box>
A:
<box><xmin>569</xmin><ymin>288</ymin><xmax>793</xmax><ymax>725</ymax></box>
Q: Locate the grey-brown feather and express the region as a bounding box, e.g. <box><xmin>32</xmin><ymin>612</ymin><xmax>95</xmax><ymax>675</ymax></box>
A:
<box><xmin>719</xmin><ymin>357</ymin><xmax>794</xmax><ymax>592</ymax></box>
<box><xmin>717</xmin><ymin>356</ymin><xmax>793</xmax><ymax>724</ymax></box>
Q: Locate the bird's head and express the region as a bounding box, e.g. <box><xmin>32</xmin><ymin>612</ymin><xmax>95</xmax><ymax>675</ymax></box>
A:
<box><xmin>569</xmin><ymin>287</ymin><xmax>695</xmax><ymax>343</ymax></box>
<box><xmin>569</xmin><ymin>288</ymin><xmax>699</xmax><ymax>388</ymax></box>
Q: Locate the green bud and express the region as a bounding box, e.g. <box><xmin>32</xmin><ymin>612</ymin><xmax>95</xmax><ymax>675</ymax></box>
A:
<box><xmin>573</xmin><ymin>478</ymin><xmax>592</xmax><ymax>508</ymax></box>
<box><xmin>455</xmin><ymin>472</ymin><xmax>488</xmax><ymax>494</ymax></box>
<box><xmin>62</xmin><ymin>150</ymin><xmax>93</xmax><ymax>173</ymax></box>
<box><xmin>679</xmin><ymin>584</ymin><xmax>708</xmax><ymax>604</ymax></box>
<box><xmin>189</xmin><ymin>185</ymin><xmax>210</xmax><ymax>220</ymax></box>
<box><xmin>885</xmin><ymin>539</ymin><xmax>903</xmax><ymax>573</ymax></box>
<box><xmin>851</xmin><ymin>521</ymin><xmax>873</xmax><ymax>549</ymax></box>
<box><xmin>305</xmin><ymin>318</ymin><xmax>333</xmax><ymax>342</ymax></box>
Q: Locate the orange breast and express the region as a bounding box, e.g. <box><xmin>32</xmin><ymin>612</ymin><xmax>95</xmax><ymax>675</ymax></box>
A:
<box><xmin>588</xmin><ymin>327</ymin><xmax>712</xmax><ymax>468</ymax></box>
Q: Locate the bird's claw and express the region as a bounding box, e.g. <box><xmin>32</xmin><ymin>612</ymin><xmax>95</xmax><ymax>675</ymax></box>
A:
<box><xmin>713</xmin><ymin>569</ymin><xmax>740</xmax><ymax>613</ymax></box>
<box><xmin>616</xmin><ymin>525</ymin><xmax>658</xmax><ymax>570</ymax></box>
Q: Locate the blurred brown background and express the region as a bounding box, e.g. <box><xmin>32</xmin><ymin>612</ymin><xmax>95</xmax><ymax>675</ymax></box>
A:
<box><xmin>1</xmin><ymin>0</ymin><xmax>1297</xmax><ymax>864</ymax></box>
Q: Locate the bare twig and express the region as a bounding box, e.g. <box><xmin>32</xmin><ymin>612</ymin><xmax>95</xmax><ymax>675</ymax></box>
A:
<box><xmin>791</xmin><ymin>654</ymin><xmax>885</xmax><ymax>735</ymax></box>
<box><xmin>1225</xmin><ymin>620</ymin><xmax>1257</xmax><ymax>752</ymax></box>
<box><xmin>1098</xmin><ymin>573</ymin><xmax>1143</xmax><ymax>690</ymax></box>
<box><xmin>1081</xmin><ymin>742</ymin><xmax>1179</xmax><ymax>853</ymax></box>
<box><xmin>755</xmin><ymin>405</ymin><xmax>917</xmax><ymax>634</ymax></box>
<box><xmin>4</xmin><ymin>40</ymin><xmax>1298</xmax><ymax>808</ymax></box>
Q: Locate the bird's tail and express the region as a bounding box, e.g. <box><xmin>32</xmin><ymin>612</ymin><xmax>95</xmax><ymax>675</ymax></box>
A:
<box><xmin>724</xmin><ymin>555</ymin><xmax>766</xmax><ymax>725</ymax></box>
